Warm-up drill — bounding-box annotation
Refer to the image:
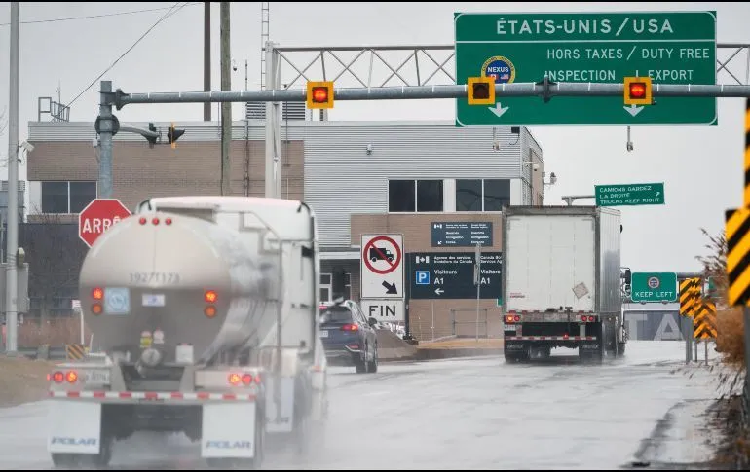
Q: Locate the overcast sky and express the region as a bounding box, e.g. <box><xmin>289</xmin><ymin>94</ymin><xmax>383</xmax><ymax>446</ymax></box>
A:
<box><xmin>0</xmin><ymin>2</ymin><xmax>748</xmax><ymax>273</ymax></box>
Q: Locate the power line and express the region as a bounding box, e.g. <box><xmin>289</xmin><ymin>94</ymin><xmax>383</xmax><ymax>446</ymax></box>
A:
<box><xmin>0</xmin><ymin>3</ymin><xmax>201</xmax><ymax>27</ymax></box>
<box><xmin>65</xmin><ymin>2</ymin><xmax>190</xmax><ymax>109</ymax></box>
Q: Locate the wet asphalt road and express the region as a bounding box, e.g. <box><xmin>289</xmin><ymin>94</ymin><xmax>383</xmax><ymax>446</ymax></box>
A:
<box><xmin>0</xmin><ymin>341</ymin><xmax>729</xmax><ymax>470</ymax></box>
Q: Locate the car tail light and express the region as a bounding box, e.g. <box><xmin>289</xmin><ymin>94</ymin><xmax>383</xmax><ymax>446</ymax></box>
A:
<box><xmin>92</xmin><ymin>287</ymin><xmax>103</xmax><ymax>300</ymax></box>
<box><xmin>92</xmin><ymin>304</ymin><xmax>102</xmax><ymax>315</ymax></box>
<box><xmin>513</xmin><ymin>315</ymin><xmax>520</xmax><ymax>322</ymax></box>
<box><xmin>205</xmin><ymin>290</ymin><xmax>217</xmax><ymax>304</ymax></box>
<box><xmin>204</xmin><ymin>306</ymin><xmax>216</xmax><ymax>318</ymax></box>
<box><xmin>341</xmin><ymin>323</ymin><xmax>358</xmax><ymax>331</ymax></box>
<box><xmin>139</xmin><ymin>217</ymin><xmax>147</xmax><ymax>225</ymax></box>
<box><xmin>66</xmin><ymin>371</ymin><xmax>78</xmax><ymax>383</ymax></box>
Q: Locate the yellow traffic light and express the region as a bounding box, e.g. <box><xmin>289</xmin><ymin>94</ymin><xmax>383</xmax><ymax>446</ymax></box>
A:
<box><xmin>467</xmin><ymin>76</ymin><xmax>496</xmax><ymax>105</ymax></box>
<box><xmin>623</xmin><ymin>76</ymin><xmax>653</xmax><ymax>106</ymax></box>
<box><xmin>307</xmin><ymin>81</ymin><xmax>334</xmax><ymax>109</ymax></box>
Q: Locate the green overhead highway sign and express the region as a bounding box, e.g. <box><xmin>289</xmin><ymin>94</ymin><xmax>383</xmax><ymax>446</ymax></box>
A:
<box><xmin>631</xmin><ymin>272</ymin><xmax>678</xmax><ymax>303</ymax></box>
<box><xmin>595</xmin><ymin>182</ymin><xmax>665</xmax><ymax>206</ymax></box>
<box><xmin>454</xmin><ymin>11</ymin><xmax>717</xmax><ymax>127</ymax></box>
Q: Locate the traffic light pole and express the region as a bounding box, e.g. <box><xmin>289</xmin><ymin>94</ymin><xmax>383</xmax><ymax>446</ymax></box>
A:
<box><xmin>96</xmin><ymin>79</ymin><xmax>750</xmax><ymax>203</ymax></box>
<box><xmin>98</xmin><ymin>81</ymin><xmax>116</xmax><ymax>199</ymax></box>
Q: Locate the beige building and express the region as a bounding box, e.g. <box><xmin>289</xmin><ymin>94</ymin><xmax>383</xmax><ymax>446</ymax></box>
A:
<box><xmin>25</xmin><ymin>114</ymin><xmax>548</xmax><ymax>341</ymax></box>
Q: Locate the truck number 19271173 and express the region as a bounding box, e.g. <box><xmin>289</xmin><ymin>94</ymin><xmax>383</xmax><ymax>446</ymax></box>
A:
<box><xmin>130</xmin><ymin>272</ymin><xmax>181</xmax><ymax>285</ymax></box>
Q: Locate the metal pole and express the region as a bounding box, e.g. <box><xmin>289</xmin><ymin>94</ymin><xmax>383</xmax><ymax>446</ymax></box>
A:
<box><xmin>203</xmin><ymin>2</ymin><xmax>211</xmax><ymax>122</ymax></box>
<box><xmin>431</xmin><ymin>301</ymin><xmax>434</xmax><ymax>342</ymax></box>
<box><xmin>79</xmin><ymin>308</ymin><xmax>84</xmax><ymax>345</ymax></box>
<box><xmin>113</xmin><ymin>83</ymin><xmax>750</xmax><ymax>108</ymax></box>
<box><xmin>98</xmin><ymin>81</ymin><xmax>114</xmax><ymax>199</ymax></box>
<box><xmin>704</xmin><ymin>339</ymin><xmax>708</xmax><ymax>366</ymax></box>
<box><xmin>5</xmin><ymin>2</ymin><xmax>20</xmax><ymax>354</ymax></box>
<box><xmin>264</xmin><ymin>41</ymin><xmax>276</xmax><ymax>198</ymax></box>
<box><xmin>219</xmin><ymin>2</ymin><xmax>231</xmax><ymax>196</ymax></box>
<box><xmin>475</xmin><ymin>242</ymin><xmax>481</xmax><ymax>342</ymax></box>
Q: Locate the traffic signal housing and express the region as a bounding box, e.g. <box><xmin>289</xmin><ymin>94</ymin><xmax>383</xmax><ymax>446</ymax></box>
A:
<box><xmin>307</xmin><ymin>81</ymin><xmax>334</xmax><ymax>109</ymax></box>
<box><xmin>623</xmin><ymin>76</ymin><xmax>653</xmax><ymax>106</ymax></box>
<box><xmin>467</xmin><ymin>76</ymin><xmax>496</xmax><ymax>105</ymax></box>
<box><xmin>167</xmin><ymin>122</ymin><xmax>185</xmax><ymax>149</ymax></box>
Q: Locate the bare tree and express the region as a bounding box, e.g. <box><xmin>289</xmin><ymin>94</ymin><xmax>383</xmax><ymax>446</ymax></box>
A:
<box><xmin>20</xmin><ymin>208</ymin><xmax>88</xmax><ymax>323</ymax></box>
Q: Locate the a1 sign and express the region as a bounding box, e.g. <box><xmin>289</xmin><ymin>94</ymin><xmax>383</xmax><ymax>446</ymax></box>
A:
<box><xmin>360</xmin><ymin>234</ymin><xmax>404</xmax><ymax>299</ymax></box>
<box><xmin>78</xmin><ymin>198</ymin><xmax>132</xmax><ymax>248</ymax></box>
<box><xmin>631</xmin><ymin>272</ymin><xmax>678</xmax><ymax>303</ymax></box>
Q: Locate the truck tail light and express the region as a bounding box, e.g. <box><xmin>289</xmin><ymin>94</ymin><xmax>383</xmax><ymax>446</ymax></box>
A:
<box><xmin>92</xmin><ymin>287</ymin><xmax>103</xmax><ymax>300</ymax></box>
<box><xmin>92</xmin><ymin>304</ymin><xmax>102</xmax><ymax>315</ymax></box>
<box><xmin>229</xmin><ymin>373</ymin><xmax>260</xmax><ymax>386</ymax></box>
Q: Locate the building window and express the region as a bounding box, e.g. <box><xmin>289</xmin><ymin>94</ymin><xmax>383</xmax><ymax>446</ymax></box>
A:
<box><xmin>41</xmin><ymin>181</ymin><xmax>96</xmax><ymax>214</ymax></box>
<box><xmin>483</xmin><ymin>179</ymin><xmax>510</xmax><ymax>211</ymax></box>
<box><xmin>344</xmin><ymin>272</ymin><xmax>352</xmax><ymax>300</ymax></box>
<box><xmin>319</xmin><ymin>273</ymin><xmax>332</xmax><ymax>302</ymax></box>
<box><xmin>388</xmin><ymin>180</ymin><xmax>415</xmax><ymax>212</ymax></box>
<box><xmin>388</xmin><ymin>179</ymin><xmax>443</xmax><ymax>213</ymax></box>
<box><xmin>456</xmin><ymin>179</ymin><xmax>482</xmax><ymax>212</ymax></box>
<box><xmin>456</xmin><ymin>179</ymin><xmax>510</xmax><ymax>212</ymax></box>
<box><xmin>417</xmin><ymin>180</ymin><xmax>443</xmax><ymax>212</ymax></box>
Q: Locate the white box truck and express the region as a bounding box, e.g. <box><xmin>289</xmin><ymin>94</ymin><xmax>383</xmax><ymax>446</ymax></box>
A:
<box><xmin>501</xmin><ymin>205</ymin><xmax>626</xmax><ymax>362</ymax></box>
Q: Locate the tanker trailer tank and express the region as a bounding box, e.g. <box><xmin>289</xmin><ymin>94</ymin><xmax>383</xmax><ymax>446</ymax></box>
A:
<box><xmin>79</xmin><ymin>210</ymin><xmax>282</xmax><ymax>369</ymax></box>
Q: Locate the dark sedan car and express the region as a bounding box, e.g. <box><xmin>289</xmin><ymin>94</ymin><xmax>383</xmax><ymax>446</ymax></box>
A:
<box><xmin>318</xmin><ymin>300</ymin><xmax>379</xmax><ymax>374</ymax></box>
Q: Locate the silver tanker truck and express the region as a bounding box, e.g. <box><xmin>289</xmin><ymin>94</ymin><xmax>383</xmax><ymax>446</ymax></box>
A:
<box><xmin>47</xmin><ymin>196</ymin><xmax>328</xmax><ymax>468</ymax></box>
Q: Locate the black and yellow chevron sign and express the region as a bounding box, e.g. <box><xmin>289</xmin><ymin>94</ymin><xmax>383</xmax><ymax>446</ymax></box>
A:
<box><xmin>725</xmin><ymin>98</ymin><xmax>750</xmax><ymax>306</ymax></box>
<box><xmin>726</xmin><ymin>208</ymin><xmax>750</xmax><ymax>306</ymax></box>
<box><xmin>679</xmin><ymin>277</ymin><xmax>701</xmax><ymax>316</ymax></box>
<box><xmin>693</xmin><ymin>301</ymin><xmax>718</xmax><ymax>340</ymax></box>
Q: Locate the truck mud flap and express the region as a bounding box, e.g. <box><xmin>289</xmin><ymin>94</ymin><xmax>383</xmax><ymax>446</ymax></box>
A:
<box><xmin>202</xmin><ymin>403</ymin><xmax>256</xmax><ymax>459</ymax></box>
<box><xmin>49</xmin><ymin>401</ymin><xmax>102</xmax><ymax>455</ymax></box>
<box><xmin>265</xmin><ymin>377</ymin><xmax>295</xmax><ymax>433</ymax></box>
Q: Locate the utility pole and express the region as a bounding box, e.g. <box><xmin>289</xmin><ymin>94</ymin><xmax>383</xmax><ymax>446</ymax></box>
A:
<box><xmin>203</xmin><ymin>2</ymin><xmax>211</xmax><ymax>122</ymax></box>
<box><xmin>5</xmin><ymin>2</ymin><xmax>20</xmax><ymax>354</ymax></box>
<box><xmin>220</xmin><ymin>2</ymin><xmax>231</xmax><ymax>195</ymax></box>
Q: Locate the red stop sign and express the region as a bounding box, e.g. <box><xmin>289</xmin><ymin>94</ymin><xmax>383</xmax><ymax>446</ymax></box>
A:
<box><xmin>78</xmin><ymin>198</ymin><xmax>132</xmax><ymax>248</ymax></box>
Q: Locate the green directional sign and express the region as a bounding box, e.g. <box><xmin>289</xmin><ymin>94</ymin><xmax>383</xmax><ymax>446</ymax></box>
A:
<box><xmin>595</xmin><ymin>182</ymin><xmax>665</xmax><ymax>207</ymax></box>
<box><xmin>454</xmin><ymin>11</ymin><xmax>717</xmax><ymax>126</ymax></box>
<box><xmin>631</xmin><ymin>272</ymin><xmax>678</xmax><ymax>303</ymax></box>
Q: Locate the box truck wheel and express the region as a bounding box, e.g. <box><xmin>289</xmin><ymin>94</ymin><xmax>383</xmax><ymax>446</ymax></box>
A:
<box><xmin>617</xmin><ymin>342</ymin><xmax>626</xmax><ymax>356</ymax></box>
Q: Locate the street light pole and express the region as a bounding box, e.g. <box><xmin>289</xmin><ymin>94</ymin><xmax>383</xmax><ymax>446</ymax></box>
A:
<box><xmin>5</xmin><ymin>2</ymin><xmax>20</xmax><ymax>354</ymax></box>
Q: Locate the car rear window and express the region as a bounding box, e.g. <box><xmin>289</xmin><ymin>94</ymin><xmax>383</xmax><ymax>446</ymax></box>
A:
<box><xmin>319</xmin><ymin>306</ymin><xmax>354</xmax><ymax>323</ymax></box>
